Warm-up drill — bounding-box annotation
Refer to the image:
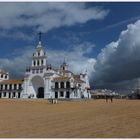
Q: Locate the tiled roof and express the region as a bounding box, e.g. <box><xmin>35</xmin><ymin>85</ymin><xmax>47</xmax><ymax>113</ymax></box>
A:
<box><xmin>0</xmin><ymin>79</ymin><xmax>23</xmax><ymax>84</ymax></box>
<box><xmin>74</xmin><ymin>78</ymin><xmax>85</xmax><ymax>83</ymax></box>
<box><xmin>53</xmin><ymin>75</ymin><xmax>85</xmax><ymax>83</ymax></box>
<box><xmin>53</xmin><ymin>76</ymin><xmax>70</xmax><ymax>81</ymax></box>
<box><xmin>73</xmin><ymin>75</ymin><xmax>85</xmax><ymax>83</ymax></box>
<box><xmin>73</xmin><ymin>75</ymin><xmax>80</xmax><ymax>78</ymax></box>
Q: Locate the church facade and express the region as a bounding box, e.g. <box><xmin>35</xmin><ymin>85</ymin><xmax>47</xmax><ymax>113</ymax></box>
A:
<box><xmin>0</xmin><ymin>35</ymin><xmax>91</xmax><ymax>99</ymax></box>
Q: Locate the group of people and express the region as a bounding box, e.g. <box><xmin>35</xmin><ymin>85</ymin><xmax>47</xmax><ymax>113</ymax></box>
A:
<box><xmin>49</xmin><ymin>98</ymin><xmax>58</xmax><ymax>104</ymax></box>
<box><xmin>105</xmin><ymin>95</ymin><xmax>113</xmax><ymax>102</ymax></box>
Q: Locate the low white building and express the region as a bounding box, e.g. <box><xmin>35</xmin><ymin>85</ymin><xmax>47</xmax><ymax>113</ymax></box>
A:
<box><xmin>0</xmin><ymin>69</ymin><xmax>22</xmax><ymax>98</ymax></box>
<box><xmin>0</xmin><ymin>35</ymin><xmax>91</xmax><ymax>99</ymax></box>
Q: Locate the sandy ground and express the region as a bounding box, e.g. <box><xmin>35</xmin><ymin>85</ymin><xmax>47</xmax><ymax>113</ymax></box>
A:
<box><xmin>0</xmin><ymin>99</ymin><xmax>139</xmax><ymax>138</ymax></box>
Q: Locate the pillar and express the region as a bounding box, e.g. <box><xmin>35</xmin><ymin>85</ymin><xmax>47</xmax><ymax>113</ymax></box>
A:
<box><xmin>64</xmin><ymin>82</ymin><xmax>66</xmax><ymax>89</ymax></box>
<box><xmin>44</xmin><ymin>78</ymin><xmax>51</xmax><ymax>98</ymax></box>
<box><xmin>64</xmin><ymin>91</ymin><xmax>66</xmax><ymax>98</ymax></box>
<box><xmin>1</xmin><ymin>92</ymin><xmax>3</xmax><ymax>98</ymax></box>
<box><xmin>58</xmin><ymin>82</ymin><xmax>60</xmax><ymax>88</ymax></box>
<box><xmin>43</xmin><ymin>59</ymin><xmax>46</xmax><ymax>65</ymax></box>
<box><xmin>7</xmin><ymin>84</ymin><xmax>9</xmax><ymax>90</ymax></box>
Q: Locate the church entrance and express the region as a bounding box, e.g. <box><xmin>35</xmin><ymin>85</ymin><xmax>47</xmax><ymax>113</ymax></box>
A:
<box><xmin>31</xmin><ymin>75</ymin><xmax>44</xmax><ymax>99</ymax></box>
<box><xmin>37</xmin><ymin>87</ymin><xmax>44</xmax><ymax>98</ymax></box>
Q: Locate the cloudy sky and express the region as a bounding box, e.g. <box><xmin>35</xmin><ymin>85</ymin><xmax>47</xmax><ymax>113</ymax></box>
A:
<box><xmin>1</xmin><ymin>2</ymin><xmax>140</xmax><ymax>93</ymax></box>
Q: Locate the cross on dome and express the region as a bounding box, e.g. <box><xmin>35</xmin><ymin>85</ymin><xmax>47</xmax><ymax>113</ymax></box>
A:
<box><xmin>38</xmin><ymin>32</ymin><xmax>43</xmax><ymax>43</ymax></box>
<box><xmin>37</xmin><ymin>32</ymin><xmax>43</xmax><ymax>48</ymax></box>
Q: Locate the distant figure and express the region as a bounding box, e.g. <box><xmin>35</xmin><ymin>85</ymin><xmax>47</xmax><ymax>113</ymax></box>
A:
<box><xmin>50</xmin><ymin>96</ymin><xmax>53</xmax><ymax>104</ymax></box>
<box><xmin>105</xmin><ymin>95</ymin><xmax>108</xmax><ymax>102</ymax></box>
<box><xmin>110</xmin><ymin>95</ymin><xmax>113</xmax><ymax>103</ymax></box>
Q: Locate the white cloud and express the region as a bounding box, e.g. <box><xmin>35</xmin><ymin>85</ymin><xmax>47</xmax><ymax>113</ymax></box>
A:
<box><xmin>48</xmin><ymin>42</ymin><xmax>96</xmax><ymax>77</ymax></box>
<box><xmin>0</xmin><ymin>47</ymin><xmax>34</xmax><ymax>78</ymax></box>
<box><xmin>0</xmin><ymin>3</ymin><xmax>109</xmax><ymax>35</ymax></box>
<box><xmin>93</xmin><ymin>20</ymin><xmax>140</xmax><ymax>92</ymax></box>
<box><xmin>0</xmin><ymin>30</ymin><xmax>34</xmax><ymax>41</ymax></box>
<box><xmin>96</xmin><ymin>15</ymin><xmax>140</xmax><ymax>32</ymax></box>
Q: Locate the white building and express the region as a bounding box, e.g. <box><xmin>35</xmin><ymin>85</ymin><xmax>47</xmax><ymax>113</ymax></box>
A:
<box><xmin>0</xmin><ymin>34</ymin><xmax>91</xmax><ymax>99</ymax></box>
<box><xmin>0</xmin><ymin>69</ymin><xmax>22</xmax><ymax>98</ymax></box>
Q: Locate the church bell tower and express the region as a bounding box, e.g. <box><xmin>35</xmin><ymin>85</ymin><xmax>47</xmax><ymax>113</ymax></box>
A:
<box><xmin>60</xmin><ymin>58</ymin><xmax>68</xmax><ymax>71</ymax></box>
<box><xmin>31</xmin><ymin>32</ymin><xmax>47</xmax><ymax>74</ymax></box>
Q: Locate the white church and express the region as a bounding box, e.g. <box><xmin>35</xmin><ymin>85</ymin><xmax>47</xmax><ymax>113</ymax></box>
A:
<box><xmin>0</xmin><ymin>33</ymin><xmax>91</xmax><ymax>99</ymax></box>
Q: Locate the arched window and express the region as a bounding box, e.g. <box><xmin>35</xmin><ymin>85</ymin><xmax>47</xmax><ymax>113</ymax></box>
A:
<box><xmin>5</xmin><ymin>84</ymin><xmax>7</xmax><ymax>90</ymax></box>
<box><xmin>60</xmin><ymin>82</ymin><xmax>64</xmax><ymax>88</ymax></box>
<box><xmin>14</xmin><ymin>84</ymin><xmax>17</xmax><ymax>90</ymax></box>
<box><xmin>19</xmin><ymin>84</ymin><xmax>22</xmax><ymax>90</ymax></box>
<box><xmin>4</xmin><ymin>92</ymin><xmax>6</xmax><ymax>97</ymax></box>
<box><xmin>41</xmin><ymin>60</ymin><xmax>43</xmax><ymax>65</ymax></box>
<box><xmin>38</xmin><ymin>52</ymin><xmax>40</xmax><ymax>56</ymax></box>
<box><xmin>55</xmin><ymin>82</ymin><xmax>58</xmax><ymax>89</ymax></box>
<box><xmin>18</xmin><ymin>92</ymin><xmax>20</xmax><ymax>98</ymax></box>
<box><xmin>0</xmin><ymin>85</ymin><xmax>3</xmax><ymax>90</ymax></box>
<box><xmin>66</xmin><ymin>91</ymin><xmax>70</xmax><ymax>98</ymax></box>
<box><xmin>9</xmin><ymin>92</ymin><xmax>11</xmax><ymax>98</ymax></box>
<box><xmin>66</xmin><ymin>81</ymin><xmax>70</xmax><ymax>88</ymax></box>
<box><xmin>37</xmin><ymin>60</ymin><xmax>39</xmax><ymax>66</ymax></box>
<box><xmin>60</xmin><ymin>91</ymin><xmax>64</xmax><ymax>97</ymax></box>
<box><xmin>13</xmin><ymin>92</ymin><xmax>15</xmax><ymax>97</ymax></box>
<box><xmin>63</xmin><ymin>66</ymin><xmax>65</xmax><ymax>70</ymax></box>
<box><xmin>1</xmin><ymin>75</ymin><xmax>3</xmax><ymax>78</ymax></box>
<box><xmin>33</xmin><ymin>61</ymin><xmax>36</xmax><ymax>66</ymax></box>
<box><xmin>9</xmin><ymin>84</ymin><xmax>12</xmax><ymax>90</ymax></box>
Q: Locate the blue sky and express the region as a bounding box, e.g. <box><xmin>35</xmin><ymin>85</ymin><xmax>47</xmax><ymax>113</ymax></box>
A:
<box><xmin>1</xmin><ymin>2</ymin><xmax>140</xmax><ymax>58</ymax></box>
<box><xmin>1</xmin><ymin>2</ymin><xmax>140</xmax><ymax>92</ymax></box>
